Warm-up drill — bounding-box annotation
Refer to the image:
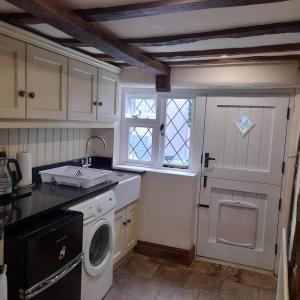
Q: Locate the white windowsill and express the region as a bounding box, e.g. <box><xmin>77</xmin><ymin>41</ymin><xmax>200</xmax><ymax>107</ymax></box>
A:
<box><xmin>114</xmin><ymin>164</ymin><xmax>199</xmax><ymax>177</ymax></box>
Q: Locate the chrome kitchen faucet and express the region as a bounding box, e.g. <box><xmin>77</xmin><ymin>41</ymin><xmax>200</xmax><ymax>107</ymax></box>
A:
<box><xmin>83</xmin><ymin>136</ymin><xmax>107</xmax><ymax>168</ymax></box>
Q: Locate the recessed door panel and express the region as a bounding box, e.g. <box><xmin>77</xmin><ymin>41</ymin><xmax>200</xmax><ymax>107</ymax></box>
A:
<box><xmin>68</xmin><ymin>59</ymin><xmax>97</xmax><ymax>122</ymax></box>
<box><xmin>0</xmin><ymin>34</ymin><xmax>25</xmax><ymax>118</ymax></box>
<box><xmin>26</xmin><ymin>45</ymin><xmax>67</xmax><ymax>120</ymax></box>
<box><xmin>98</xmin><ymin>69</ymin><xmax>118</xmax><ymax>122</ymax></box>
<box><xmin>216</xmin><ymin>200</ymin><xmax>258</xmax><ymax>249</ymax></box>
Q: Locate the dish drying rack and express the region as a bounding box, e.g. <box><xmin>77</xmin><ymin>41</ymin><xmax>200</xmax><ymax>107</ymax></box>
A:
<box><xmin>39</xmin><ymin>166</ymin><xmax>113</xmax><ymax>188</ymax></box>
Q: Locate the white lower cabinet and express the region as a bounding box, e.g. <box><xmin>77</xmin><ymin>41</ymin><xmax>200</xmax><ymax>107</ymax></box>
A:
<box><xmin>114</xmin><ymin>201</ymin><xmax>139</xmax><ymax>264</ymax></box>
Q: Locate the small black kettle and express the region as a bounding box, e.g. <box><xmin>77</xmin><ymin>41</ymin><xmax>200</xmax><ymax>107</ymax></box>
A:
<box><xmin>0</xmin><ymin>158</ymin><xmax>23</xmax><ymax>196</ymax></box>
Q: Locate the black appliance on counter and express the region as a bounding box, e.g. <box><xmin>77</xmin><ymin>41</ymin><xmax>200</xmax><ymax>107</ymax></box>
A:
<box><xmin>0</xmin><ymin>157</ymin><xmax>23</xmax><ymax>197</ymax></box>
<box><xmin>4</xmin><ymin>210</ymin><xmax>83</xmax><ymax>300</ymax></box>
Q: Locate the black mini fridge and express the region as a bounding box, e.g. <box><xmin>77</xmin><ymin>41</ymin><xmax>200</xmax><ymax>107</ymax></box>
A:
<box><xmin>4</xmin><ymin>210</ymin><xmax>83</xmax><ymax>300</ymax></box>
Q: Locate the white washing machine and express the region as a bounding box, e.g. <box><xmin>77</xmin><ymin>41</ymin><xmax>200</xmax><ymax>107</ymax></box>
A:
<box><xmin>68</xmin><ymin>190</ymin><xmax>116</xmax><ymax>300</ymax></box>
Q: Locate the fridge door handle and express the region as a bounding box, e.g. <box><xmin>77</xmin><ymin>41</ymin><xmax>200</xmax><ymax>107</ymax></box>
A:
<box><xmin>20</xmin><ymin>253</ymin><xmax>83</xmax><ymax>300</ymax></box>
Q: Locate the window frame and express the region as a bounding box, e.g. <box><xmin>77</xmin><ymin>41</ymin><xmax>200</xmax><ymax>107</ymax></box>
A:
<box><xmin>119</xmin><ymin>88</ymin><xmax>196</xmax><ymax>171</ymax></box>
<box><xmin>158</xmin><ymin>94</ymin><xmax>196</xmax><ymax>170</ymax></box>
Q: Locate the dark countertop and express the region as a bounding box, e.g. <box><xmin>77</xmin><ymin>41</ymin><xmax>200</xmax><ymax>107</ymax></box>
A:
<box><xmin>0</xmin><ymin>180</ymin><xmax>118</xmax><ymax>231</ymax></box>
<box><xmin>0</xmin><ymin>156</ymin><xmax>144</xmax><ymax>231</ymax></box>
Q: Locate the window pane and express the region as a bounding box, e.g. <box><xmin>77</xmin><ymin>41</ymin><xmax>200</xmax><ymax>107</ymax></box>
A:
<box><xmin>128</xmin><ymin>127</ymin><xmax>153</xmax><ymax>161</ymax></box>
<box><xmin>125</xmin><ymin>95</ymin><xmax>156</xmax><ymax>119</ymax></box>
<box><xmin>164</xmin><ymin>98</ymin><xmax>192</xmax><ymax>168</ymax></box>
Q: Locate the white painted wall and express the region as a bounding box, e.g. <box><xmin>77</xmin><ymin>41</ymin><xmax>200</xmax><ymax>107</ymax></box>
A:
<box><xmin>120</xmin><ymin>62</ymin><xmax>300</xmax><ymax>89</ymax></box>
<box><xmin>171</xmin><ymin>62</ymin><xmax>300</xmax><ymax>88</ymax></box>
<box><xmin>139</xmin><ymin>172</ymin><xmax>199</xmax><ymax>250</ymax></box>
<box><xmin>0</xmin><ymin>128</ymin><xmax>93</xmax><ymax>166</ymax></box>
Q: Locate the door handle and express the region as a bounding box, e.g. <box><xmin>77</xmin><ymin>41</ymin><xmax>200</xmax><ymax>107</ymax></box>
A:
<box><xmin>204</xmin><ymin>153</ymin><xmax>215</xmax><ymax>168</ymax></box>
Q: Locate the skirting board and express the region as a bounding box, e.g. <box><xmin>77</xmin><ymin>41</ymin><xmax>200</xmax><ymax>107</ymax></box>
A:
<box><xmin>134</xmin><ymin>241</ymin><xmax>195</xmax><ymax>265</ymax></box>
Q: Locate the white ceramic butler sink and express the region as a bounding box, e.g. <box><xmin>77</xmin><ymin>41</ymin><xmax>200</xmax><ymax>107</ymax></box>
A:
<box><xmin>112</xmin><ymin>172</ymin><xmax>141</xmax><ymax>211</ymax></box>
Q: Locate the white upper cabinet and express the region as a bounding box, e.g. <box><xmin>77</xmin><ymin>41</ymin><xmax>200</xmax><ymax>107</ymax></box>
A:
<box><xmin>0</xmin><ymin>35</ymin><xmax>26</xmax><ymax>119</ymax></box>
<box><xmin>26</xmin><ymin>45</ymin><xmax>68</xmax><ymax>120</ymax></box>
<box><xmin>97</xmin><ymin>69</ymin><xmax>118</xmax><ymax>122</ymax></box>
<box><xmin>0</xmin><ymin>29</ymin><xmax>119</xmax><ymax>125</ymax></box>
<box><xmin>68</xmin><ymin>59</ymin><xmax>98</xmax><ymax>122</ymax></box>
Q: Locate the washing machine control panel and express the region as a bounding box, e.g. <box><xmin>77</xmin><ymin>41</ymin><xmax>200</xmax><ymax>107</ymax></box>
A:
<box><xmin>69</xmin><ymin>190</ymin><xmax>116</xmax><ymax>221</ymax></box>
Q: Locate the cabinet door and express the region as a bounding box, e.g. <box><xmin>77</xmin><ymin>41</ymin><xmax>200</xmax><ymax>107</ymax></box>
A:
<box><xmin>68</xmin><ymin>59</ymin><xmax>97</xmax><ymax>121</ymax></box>
<box><xmin>0</xmin><ymin>35</ymin><xmax>25</xmax><ymax>118</ymax></box>
<box><xmin>125</xmin><ymin>201</ymin><xmax>139</xmax><ymax>251</ymax></box>
<box><xmin>26</xmin><ymin>45</ymin><xmax>67</xmax><ymax>120</ymax></box>
<box><xmin>97</xmin><ymin>69</ymin><xmax>118</xmax><ymax>122</ymax></box>
<box><xmin>114</xmin><ymin>209</ymin><xmax>126</xmax><ymax>264</ymax></box>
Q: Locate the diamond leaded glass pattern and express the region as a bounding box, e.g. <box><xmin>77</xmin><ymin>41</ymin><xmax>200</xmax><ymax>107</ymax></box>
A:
<box><xmin>128</xmin><ymin>127</ymin><xmax>153</xmax><ymax>161</ymax></box>
<box><xmin>164</xmin><ymin>98</ymin><xmax>192</xmax><ymax>168</ymax></box>
<box><xmin>126</xmin><ymin>96</ymin><xmax>156</xmax><ymax>119</ymax></box>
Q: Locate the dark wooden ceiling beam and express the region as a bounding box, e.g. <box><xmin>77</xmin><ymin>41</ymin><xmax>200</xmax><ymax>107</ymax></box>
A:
<box><xmin>74</xmin><ymin>0</ymin><xmax>287</xmax><ymax>22</ymax></box>
<box><xmin>150</xmin><ymin>43</ymin><xmax>300</xmax><ymax>59</ymax></box>
<box><xmin>0</xmin><ymin>0</ymin><xmax>288</xmax><ymax>24</ymax></box>
<box><xmin>167</xmin><ymin>55</ymin><xmax>300</xmax><ymax>65</ymax></box>
<box><xmin>52</xmin><ymin>38</ymin><xmax>90</xmax><ymax>47</ymax></box>
<box><xmin>5</xmin><ymin>0</ymin><xmax>170</xmax><ymax>78</ymax></box>
<box><xmin>122</xmin><ymin>21</ymin><xmax>300</xmax><ymax>46</ymax></box>
<box><xmin>51</xmin><ymin>42</ymin><xmax>300</xmax><ymax>62</ymax></box>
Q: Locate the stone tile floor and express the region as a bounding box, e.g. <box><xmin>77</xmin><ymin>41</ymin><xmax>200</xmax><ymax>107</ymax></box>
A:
<box><xmin>104</xmin><ymin>253</ymin><xmax>277</xmax><ymax>300</ymax></box>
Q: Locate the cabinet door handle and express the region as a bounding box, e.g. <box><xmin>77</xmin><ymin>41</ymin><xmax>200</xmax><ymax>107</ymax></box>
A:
<box><xmin>98</xmin><ymin>101</ymin><xmax>103</xmax><ymax>106</ymax></box>
<box><xmin>28</xmin><ymin>92</ymin><xmax>35</xmax><ymax>99</ymax></box>
<box><xmin>18</xmin><ymin>90</ymin><xmax>26</xmax><ymax>97</ymax></box>
<box><xmin>123</xmin><ymin>221</ymin><xmax>127</xmax><ymax>226</ymax></box>
<box><xmin>127</xmin><ymin>219</ymin><xmax>131</xmax><ymax>224</ymax></box>
<box><xmin>93</xmin><ymin>101</ymin><xmax>98</xmax><ymax>106</ymax></box>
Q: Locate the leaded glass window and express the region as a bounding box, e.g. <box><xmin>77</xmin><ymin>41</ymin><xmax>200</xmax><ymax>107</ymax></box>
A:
<box><xmin>163</xmin><ymin>98</ymin><xmax>192</xmax><ymax>168</ymax></box>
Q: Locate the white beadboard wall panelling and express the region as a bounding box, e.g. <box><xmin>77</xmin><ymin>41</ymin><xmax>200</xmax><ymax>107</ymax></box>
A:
<box><xmin>0</xmin><ymin>128</ymin><xmax>93</xmax><ymax>167</ymax></box>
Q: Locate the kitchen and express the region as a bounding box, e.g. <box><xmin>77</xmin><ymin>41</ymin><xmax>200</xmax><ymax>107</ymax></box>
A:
<box><xmin>0</xmin><ymin>1</ymin><xmax>300</xmax><ymax>300</ymax></box>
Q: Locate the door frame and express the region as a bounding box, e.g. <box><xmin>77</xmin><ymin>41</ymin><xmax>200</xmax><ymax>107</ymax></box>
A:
<box><xmin>194</xmin><ymin>89</ymin><xmax>294</xmax><ymax>273</ymax></box>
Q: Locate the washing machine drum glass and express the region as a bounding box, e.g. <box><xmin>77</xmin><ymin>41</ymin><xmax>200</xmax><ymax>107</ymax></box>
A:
<box><xmin>89</xmin><ymin>224</ymin><xmax>110</xmax><ymax>266</ymax></box>
<box><xmin>85</xmin><ymin>219</ymin><xmax>114</xmax><ymax>277</ymax></box>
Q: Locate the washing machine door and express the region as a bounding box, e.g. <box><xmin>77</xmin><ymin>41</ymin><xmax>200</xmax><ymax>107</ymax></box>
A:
<box><xmin>84</xmin><ymin>219</ymin><xmax>115</xmax><ymax>277</ymax></box>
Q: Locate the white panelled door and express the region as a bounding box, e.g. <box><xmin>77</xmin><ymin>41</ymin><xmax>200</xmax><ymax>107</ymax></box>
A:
<box><xmin>197</xmin><ymin>94</ymin><xmax>290</xmax><ymax>271</ymax></box>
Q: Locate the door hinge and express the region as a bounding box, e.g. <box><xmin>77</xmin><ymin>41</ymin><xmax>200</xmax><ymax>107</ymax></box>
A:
<box><xmin>287</xmin><ymin>107</ymin><xmax>290</xmax><ymax>120</ymax></box>
<box><xmin>278</xmin><ymin>198</ymin><xmax>282</xmax><ymax>211</ymax></box>
<box><xmin>275</xmin><ymin>243</ymin><xmax>278</xmax><ymax>256</ymax></box>
<box><xmin>282</xmin><ymin>161</ymin><xmax>285</xmax><ymax>174</ymax></box>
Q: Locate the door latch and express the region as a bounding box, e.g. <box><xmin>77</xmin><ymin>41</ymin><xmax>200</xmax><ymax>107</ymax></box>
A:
<box><xmin>160</xmin><ymin>123</ymin><xmax>165</xmax><ymax>136</ymax></box>
<box><xmin>204</xmin><ymin>153</ymin><xmax>216</xmax><ymax>168</ymax></box>
<box><xmin>203</xmin><ymin>175</ymin><xmax>208</xmax><ymax>188</ymax></box>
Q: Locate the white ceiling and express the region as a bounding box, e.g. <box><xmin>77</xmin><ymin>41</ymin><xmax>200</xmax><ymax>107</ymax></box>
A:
<box><xmin>99</xmin><ymin>0</ymin><xmax>300</xmax><ymax>38</ymax></box>
<box><xmin>1</xmin><ymin>0</ymin><xmax>300</xmax><ymax>62</ymax></box>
